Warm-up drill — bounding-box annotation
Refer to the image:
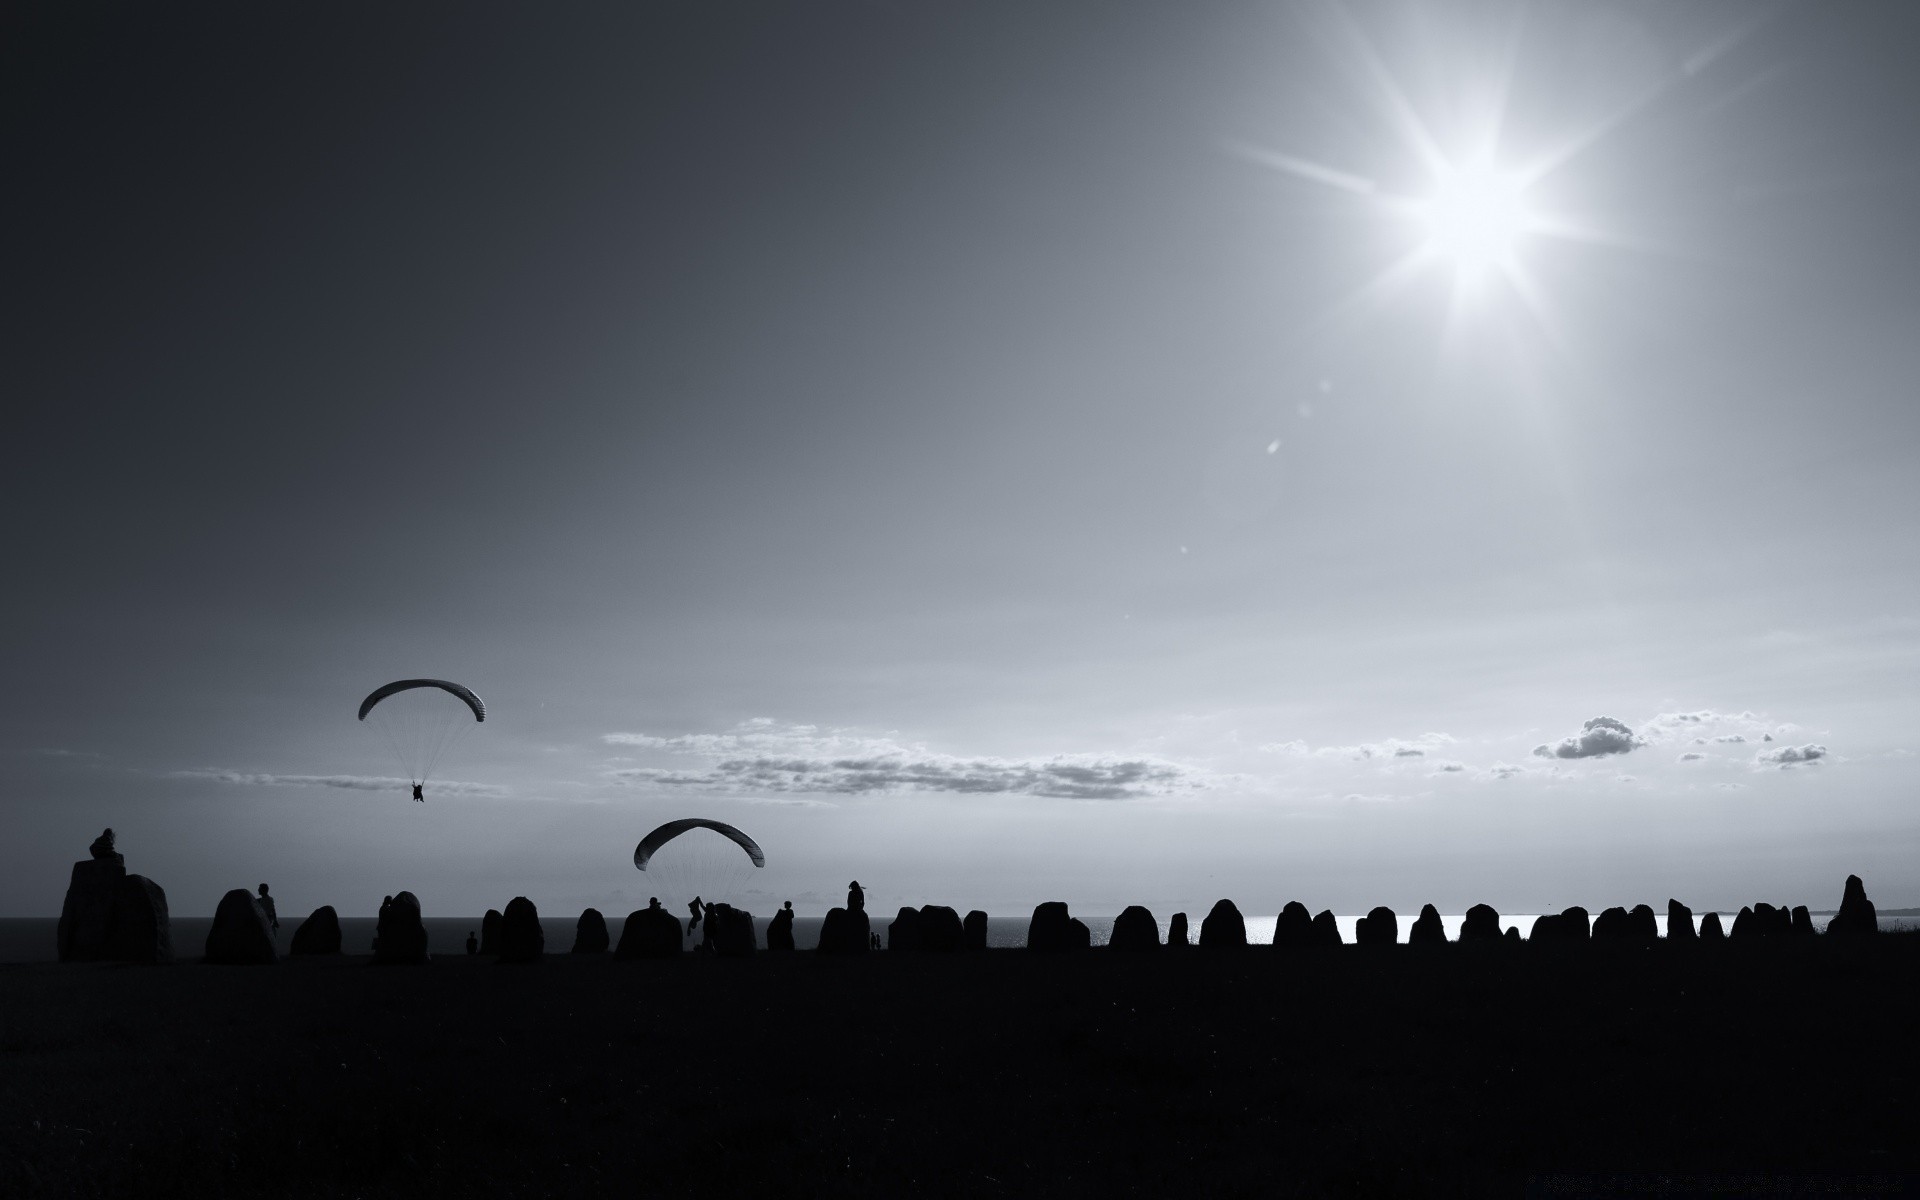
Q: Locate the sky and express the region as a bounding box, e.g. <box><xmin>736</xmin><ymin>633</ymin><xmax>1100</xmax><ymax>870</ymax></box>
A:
<box><xmin>6</xmin><ymin>1</ymin><xmax>1918</xmax><ymax>921</ymax></box>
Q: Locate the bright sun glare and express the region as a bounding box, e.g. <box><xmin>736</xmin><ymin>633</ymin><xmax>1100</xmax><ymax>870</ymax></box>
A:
<box><xmin>1416</xmin><ymin>161</ymin><xmax>1531</xmax><ymax>278</ymax></box>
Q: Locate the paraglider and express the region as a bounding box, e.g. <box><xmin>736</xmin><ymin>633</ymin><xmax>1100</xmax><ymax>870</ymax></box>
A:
<box><xmin>357</xmin><ymin>679</ymin><xmax>485</xmax><ymax>800</ymax></box>
<box><xmin>634</xmin><ymin>819</ymin><xmax>764</xmax><ymax>917</ymax></box>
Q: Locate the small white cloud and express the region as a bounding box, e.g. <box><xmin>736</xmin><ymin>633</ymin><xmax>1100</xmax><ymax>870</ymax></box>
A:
<box><xmin>1757</xmin><ymin>743</ymin><xmax>1827</xmax><ymax>767</ymax></box>
<box><xmin>1431</xmin><ymin>761</ymin><xmax>1466</xmax><ymax>774</ymax></box>
<box><xmin>1534</xmin><ymin>716</ymin><xmax>1640</xmax><ymax>760</ymax></box>
<box><xmin>1715</xmin><ymin>734</ymin><xmax>1746</xmax><ymax>743</ymax></box>
<box><xmin>1678</xmin><ymin>752</ymin><xmax>1706</xmax><ymax>762</ymax></box>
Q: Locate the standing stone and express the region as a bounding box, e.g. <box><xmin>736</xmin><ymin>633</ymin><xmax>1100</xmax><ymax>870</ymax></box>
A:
<box><xmin>1168</xmin><ymin>912</ymin><xmax>1190</xmax><ymax>948</ymax></box>
<box><xmin>1729</xmin><ymin>906</ymin><xmax>1761</xmax><ymax>941</ymax></box>
<box><xmin>1790</xmin><ymin>906</ymin><xmax>1815</xmax><ymax>938</ymax></box>
<box><xmin>962</xmin><ymin>910</ymin><xmax>989</xmax><ymax>950</ymax></box>
<box><xmin>1109</xmin><ymin>905</ymin><xmax>1161</xmax><ymax>951</ymax></box>
<box><xmin>1529</xmin><ymin>914</ymin><xmax>1561</xmax><ymax>942</ymax></box>
<box><xmin>497</xmin><ymin>896</ymin><xmax>544</xmax><ymax>963</ymax></box>
<box><xmin>615</xmin><ymin>905</ymin><xmax>684</xmax><ymax>959</ymax></box>
<box><xmin>1356</xmin><ymin>906</ymin><xmax>1397</xmax><ymax>946</ymax></box>
<box><xmin>1627</xmin><ymin>904</ymin><xmax>1658</xmax><ymax>941</ymax></box>
<box><xmin>1699</xmin><ymin>912</ymin><xmax>1726</xmax><ymax>941</ymax></box>
<box><xmin>710</xmin><ymin>904</ymin><xmax>756</xmax><ymax>957</ymax></box>
<box><xmin>1027</xmin><ymin>902</ymin><xmax>1078</xmax><ymax>952</ymax></box>
<box><xmin>1826</xmin><ymin>874</ymin><xmax>1879</xmax><ymax>937</ymax></box>
<box><xmin>1199</xmin><ymin>899</ymin><xmax>1247</xmax><ymax>948</ymax></box>
<box><xmin>572</xmin><ymin>908</ymin><xmax>609</xmax><ymax>955</ymax></box>
<box><xmin>1504</xmin><ymin>926</ymin><xmax>1522</xmax><ymax>943</ymax></box>
<box><xmin>479</xmin><ymin>909</ymin><xmax>503</xmax><ymax>955</ymax></box>
<box><xmin>103</xmin><ymin>874</ymin><xmax>172</xmax><ymax>964</ymax></box>
<box><xmin>1592</xmin><ymin>907</ymin><xmax>1632</xmax><ymax>941</ymax></box>
<box><xmin>1560</xmin><ymin>907</ymin><xmax>1592</xmax><ymax>941</ymax></box>
<box><xmin>767</xmin><ymin>905</ymin><xmax>796</xmax><ymax>952</ymax></box>
<box><xmin>205</xmin><ymin>888</ymin><xmax>278</xmax><ymax>964</ymax></box>
<box><xmin>1409</xmin><ymin>904</ymin><xmax>1447</xmax><ymax>945</ymax></box>
<box><xmin>373</xmin><ymin>891</ymin><xmax>429</xmax><ymax>965</ymax></box>
<box><xmin>1311</xmin><ymin>909</ymin><xmax>1343</xmax><ymax>947</ymax></box>
<box><xmin>887</xmin><ymin>906</ymin><xmax>923</xmax><ymax>952</ymax></box>
<box><xmin>290</xmin><ymin>906</ymin><xmax>343</xmax><ymax>955</ymax></box>
<box><xmin>1271</xmin><ymin>901</ymin><xmax>1314</xmax><ymax>947</ymax></box>
<box><xmin>1460</xmin><ymin>904</ymin><xmax>1501</xmax><ymax>942</ymax></box>
<box><xmin>816</xmin><ymin>906</ymin><xmax>871</xmax><ymax>954</ymax></box>
<box><xmin>917</xmin><ymin>906</ymin><xmax>965</xmax><ymax>952</ymax></box>
<box><xmin>57</xmin><ymin>857</ymin><xmax>126</xmax><ymax>962</ymax></box>
<box><xmin>1667</xmin><ymin>900</ymin><xmax>1696</xmax><ymax>940</ymax></box>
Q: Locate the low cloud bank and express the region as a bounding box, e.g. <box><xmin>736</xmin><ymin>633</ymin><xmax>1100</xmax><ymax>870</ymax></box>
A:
<box><xmin>178</xmin><ymin>770</ymin><xmax>506</xmax><ymax>797</ymax></box>
<box><xmin>605</xmin><ymin>720</ymin><xmax>1197</xmax><ymax>800</ymax></box>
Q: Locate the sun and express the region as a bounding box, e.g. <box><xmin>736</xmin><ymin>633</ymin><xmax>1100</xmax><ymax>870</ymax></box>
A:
<box><xmin>1415</xmin><ymin>160</ymin><xmax>1531</xmax><ymax>279</ymax></box>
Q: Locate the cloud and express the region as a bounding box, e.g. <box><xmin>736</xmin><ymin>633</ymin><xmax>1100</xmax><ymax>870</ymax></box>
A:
<box><xmin>1678</xmin><ymin>752</ymin><xmax>1706</xmax><ymax>761</ymax></box>
<box><xmin>1431</xmin><ymin>761</ymin><xmax>1466</xmax><ymax>774</ymax></box>
<box><xmin>611</xmin><ymin>756</ymin><xmax>1187</xmax><ymax>800</ymax></box>
<box><xmin>1714</xmin><ymin>734</ymin><xmax>1746</xmax><ymax>744</ymax></box>
<box><xmin>1533</xmin><ymin>716</ymin><xmax>1641</xmax><ymax>760</ymax></box>
<box><xmin>1756</xmin><ymin>744</ymin><xmax>1827</xmax><ymax>767</ymax></box>
<box><xmin>177</xmin><ymin>770</ymin><xmax>506</xmax><ymax>797</ymax></box>
<box><xmin>604</xmin><ymin>720</ymin><xmax>1200</xmax><ymax>801</ymax></box>
<box><xmin>1259</xmin><ymin>732</ymin><xmax>1455</xmax><ymax>761</ymax></box>
<box><xmin>1487</xmin><ymin>762</ymin><xmax>1528</xmax><ymax>780</ymax></box>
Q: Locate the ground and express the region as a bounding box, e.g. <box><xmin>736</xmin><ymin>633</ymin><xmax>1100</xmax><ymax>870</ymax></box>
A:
<box><xmin>1</xmin><ymin>938</ymin><xmax>1914</xmax><ymax>1197</ymax></box>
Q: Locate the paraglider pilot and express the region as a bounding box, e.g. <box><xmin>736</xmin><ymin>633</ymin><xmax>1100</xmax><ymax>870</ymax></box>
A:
<box><xmin>411</xmin><ymin>782</ymin><xmax>424</xmax><ymax>802</ymax></box>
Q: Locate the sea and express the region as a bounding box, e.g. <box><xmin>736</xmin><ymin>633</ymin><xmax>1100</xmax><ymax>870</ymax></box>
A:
<box><xmin>4</xmin><ymin>910</ymin><xmax>1898</xmax><ymax>964</ymax></box>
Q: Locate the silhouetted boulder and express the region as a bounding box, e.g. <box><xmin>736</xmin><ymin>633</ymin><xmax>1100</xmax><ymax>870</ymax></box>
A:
<box><xmin>1827</xmin><ymin>875</ymin><xmax>1878</xmax><ymax>937</ymax></box>
<box><xmin>1069</xmin><ymin>917</ymin><xmax>1092</xmax><ymax>949</ymax></box>
<box><xmin>1529</xmin><ymin>914</ymin><xmax>1561</xmax><ymax>941</ymax></box>
<box><xmin>1667</xmin><ymin>900</ymin><xmax>1695</xmax><ymax>940</ymax></box>
<box><xmin>572</xmin><ymin>907</ymin><xmax>609</xmax><ymax>955</ymax></box>
<box><xmin>206</xmin><ymin>888</ymin><xmax>277</xmax><ymax>964</ymax></box>
<box><xmin>767</xmin><ymin>906</ymin><xmax>796</xmax><ymax>952</ymax></box>
<box><xmin>1731</xmin><ymin>903</ymin><xmax>1791</xmax><ymax>942</ymax></box>
<box><xmin>1168</xmin><ymin>912</ymin><xmax>1190</xmax><ymax>948</ymax></box>
<box><xmin>1311</xmin><ymin>909</ymin><xmax>1342</xmax><ymax>947</ymax></box>
<box><xmin>1561</xmin><ymin>907</ymin><xmax>1591</xmax><ymax>941</ymax></box>
<box><xmin>373</xmin><ymin>891</ymin><xmax>429</xmax><ymax>965</ymax></box>
<box><xmin>1109</xmin><ymin>905</ymin><xmax>1161</xmax><ymax>951</ymax></box>
<box><xmin>102</xmin><ymin>874</ymin><xmax>172</xmax><ymax>964</ymax></box>
<box><xmin>479</xmin><ymin>909</ymin><xmax>503</xmax><ymax>955</ymax></box>
<box><xmin>1629</xmin><ymin>904</ymin><xmax>1658</xmax><ymax>941</ymax></box>
<box><xmin>710</xmin><ymin>904</ymin><xmax>755</xmax><ymax>957</ymax></box>
<box><xmin>1460</xmin><ymin>904</ymin><xmax>1501</xmax><ymax>942</ymax></box>
<box><xmin>1760</xmin><ymin>902</ymin><xmax>1792</xmax><ymax>937</ymax></box>
<box><xmin>1699</xmin><ymin>912</ymin><xmax>1726</xmax><ymax>941</ymax></box>
<box><xmin>887</xmin><ymin>906</ymin><xmax>922</xmax><ymax>952</ymax></box>
<box><xmin>1028</xmin><ymin>902</ymin><xmax>1080</xmax><ymax>952</ymax></box>
<box><xmin>57</xmin><ymin>856</ymin><xmax>125</xmax><ymax>962</ymax></box>
<box><xmin>496</xmin><ymin>896</ymin><xmax>544</xmax><ymax>963</ymax></box>
<box><xmin>1504</xmin><ymin>926</ymin><xmax>1521</xmax><ymax>943</ymax></box>
<box><xmin>816</xmin><ymin>906</ymin><xmax>870</xmax><ymax>954</ymax></box>
<box><xmin>1356</xmin><ymin>906</ymin><xmax>1397</xmax><ymax>946</ymax></box>
<box><xmin>615</xmin><ymin>905</ymin><xmax>683</xmax><ymax>959</ymax></box>
<box><xmin>917</xmin><ymin>905</ymin><xmax>965</xmax><ymax>952</ymax></box>
<box><xmin>290</xmin><ymin>906</ymin><xmax>342</xmax><ymax>955</ymax></box>
<box><xmin>1271</xmin><ymin>901</ymin><xmax>1313</xmax><ymax>947</ymax></box>
<box><xmin>1791</xmin><ymin>905</ymin><xmax>1815</xmax><ymax>938</ymax></box>
<box><xmin>1200</xmin><ymin>899</ymin><xmax>1246</xmax><ymax>948</ymax></box>
<box><xmin>1594</xmin><ymin>905</ymin><xmax>1658</xmax><ymax>944</ymax></box>
<box><xmin>963</xmin><ymin>910</ymin><xmax>989</xmax><ymax>951</ymax></box>
<box><xmin>1408</xmin><ymin>904</ymin><xmax>1446</xmax><ymax>945</ymax></box>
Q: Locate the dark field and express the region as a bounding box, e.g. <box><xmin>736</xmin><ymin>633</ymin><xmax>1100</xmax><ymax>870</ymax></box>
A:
<box><xmin>3</xmin><ymin>940</ymin><xmax>1916</xmax><ymax>1198</ymax></box>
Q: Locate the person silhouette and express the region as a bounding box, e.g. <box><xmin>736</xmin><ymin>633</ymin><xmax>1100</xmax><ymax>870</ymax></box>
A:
<box><xmin>648</xmin><ymin>896</ymin><xmax>661</xmax><ymax>910</ymax></box>
<box><xmin>89</xmin><ymin>828</ymin><xmax>118</xmax><ymax>860</ymax></box>
<box><xmin>687</xmin><ymin>895</ymin><xmax>703</xmax><ymax>937</ymax></box>
<box><xmin>466</xmin><ymin>930</ymin><xmax>478</xmax><ymax>955</ymax></box>
<box><xmin>256</xmin><ymin>884</ymin><xmax>279</xmax><ymax>936</ymax></box>
<box><xmin>701</xmin><ymin>901</ymin><xmax>718</xmax><ymax>954</ymax></box>
<box><xmin>847</xmin><ymin>881</ymin><xmax>865</xmax><ymax>913</ymax></box>
<box><xmin>869</xmin><ymin>931</ymin><xmax>881</xmax><ymax>951</ymax></box>
<box><xmin>411</xmin><ymin>783</ymin><xmax>424</xmax><ymax>802</ymax></box>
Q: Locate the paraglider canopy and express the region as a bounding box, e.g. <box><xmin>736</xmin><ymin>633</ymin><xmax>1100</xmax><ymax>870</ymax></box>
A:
<box><xmin>358</xmin><ymin>679</ymin><xmax>486</xmax><ymax>723</ymax></box>
<box><xmin>634</xmin><ymin>818</ymin><xmax>765</xmax><ymax>870</ymax></box>
<box><xmin>356</xmin><ymin>678</ymin><xmax>486</xmax><ymax>792</ymax></box>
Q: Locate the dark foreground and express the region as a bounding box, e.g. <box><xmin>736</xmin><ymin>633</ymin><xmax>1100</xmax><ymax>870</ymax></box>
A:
<box><xmin>3</xmin><ymin>939</ymin><xmax>1916</xmax><ymax>1198</ymax></box>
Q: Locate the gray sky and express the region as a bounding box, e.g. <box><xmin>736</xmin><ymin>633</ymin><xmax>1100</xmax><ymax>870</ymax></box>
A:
<box><xmin>6</xmin><ymin>1</ymin><xmax>1917</xmax><ymax>919</ymax></box>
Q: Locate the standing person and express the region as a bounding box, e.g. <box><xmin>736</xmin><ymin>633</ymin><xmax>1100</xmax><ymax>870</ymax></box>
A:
<box><xmin>687</xmin><ymin>895</ymin><xmax>703</xmax><ymax>938</ymax></box>
<box><xmin>466</xmin><ymin>931</ymin><xmax>478</xmax><ymax>955</ymax></box>
<box><xmin>256</xmin><ymin>884</ymin><xmax>279</xmax><ymax>937</ymax></box>
<box><xmin>847</xmin><ymin>881</ymin><xmax>865</xmax><ymax>914</ymax></box>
